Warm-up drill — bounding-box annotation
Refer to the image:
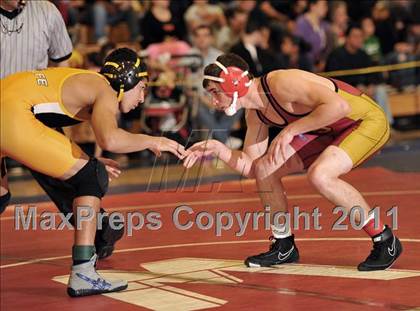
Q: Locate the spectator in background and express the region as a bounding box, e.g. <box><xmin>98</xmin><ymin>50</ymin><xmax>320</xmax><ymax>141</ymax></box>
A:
<box><xmin>191</xmin><ymin>25</ymin><xmax>222</xmax><ymax>68</ymax></box>
<box><xmin>235</xmin><ymin>0</ymin><xmax>267</xmax><ymax>27</ymax></box>
<box><xmin>62</xmin><ymin>0</ymin><xmax>141</xmax><ymax>45</ymax></box>
<box><xmin>345</xmin><ymin>0</ymin><xmax>376</xmax><ymax>23</ymax></box>
<box><xmin>146</xmin><ymin>39</ymin><xmax>191</xmax><ymax>71</ymax></box>
<box><xmin>326</xmin><ymin>24</ymin><xmax>393</xmax><ymax>126</ymax></box>
<box><xmin>52</xmin><ymin>0</ymin><xmax>84</xmax><ymax>44</ymax></box>
<box><xmin>408</xmin><ymin>3</ymin><xmax>420</xmax><ymax>88</ymax></box>
<box><xmin>191</xmin><ymin>25</ymin><xmax>241</xmax><ymax>148</ymax></box>
<box><xmin>92</xmin><ymin>0</ymin><xmax>140</xmax><ymax>44</ymax></box>
<box><xmin>326</xmin><ymin>25</ymin><xmax>375</xmax><ymax>91</ymax></box>
<box><xmin>389</xmin><ymin>0</ymin><xmax>413</xmax><ymax>43</ymax></box>
<box><xmin>288</xmin><ymin>0</ymin><xmax>308</xmax><ymax>21</ymax></box>
<box><xmin>235</xmin><ymin>0</ymin><xmax>257</xmax><ymax>15</ymax></box>
<box><xmin>258</xmin><ymin>0</ymin><xmax>290</xmax><ymax>24</ymax></box>
<box><xmin>372</xmin><ymin>1</ymin><xmax>398</xmax><ymax>56</ymax></box>
<box><xmin>279</xmin><ymin>33</ymin><xmax>313</xmax><ymax>71</ymax></box>
<box><xmin>99</xmin><ymin>41</ymin><xmax>118</xmax><ymax>64</ymax></box>
<box><xmin>85</xmin><ymin>51</ymin><xmax>102</xmax><ymax>73</ymax></box>
<box><xmin>144</xmin><ymin>28</ymin><xmax>192</xmax><ymax>133</ymax></box>
<box><xmin>361</xmin><ymin>16</ymin><xmax>382</xmax><ymax>64</ymax></box>
<box><xmin>141</xmin><ymin>0</ymin><xmax>185</xmax><ymax>48</ymax></box>
<box><xmin>384</xmin><ymin>41</ymin><xmax>417</xmax><ymax>89</ymax></box>
<box><xmin>216</xmin><ymin>7</ymin><xmax>248</xmax><ymax>52</ymax></box>
<box><xmin>284</xmin><ymin>0</ymin><xmax>308</xmax><ymax>33</ymax></box>
<box><xmin>295</xmin><ymin>0</ymin><xmax>333</xmax><ymax>71</ymax></box>
<box><xmin>184</xmin><ymin>0</ymin><xmax>226</xmax><ymax>34</ymax></box>
<box><xmin>258</xmin><ymin>0</ymin><xmax>308</xmax><ymax>32</ymax></box>
<box><xmin>329</xmin><ymin>1</ymin><xmax>348</xmax><ymax>47</ymax></box>
<box><xmin>407</xmin><ymin>0</ymin><xmax>420</xmax><ymax>48</ymax></box>
<box><xmin>85</xmin><ymin>42</ymin><xmax>117</xmax><ymax>72</ymax></box>
<box><xmin>230</xmin><ymin>18</ymin><xmax>283</xmax><ymax>76</ymax></box>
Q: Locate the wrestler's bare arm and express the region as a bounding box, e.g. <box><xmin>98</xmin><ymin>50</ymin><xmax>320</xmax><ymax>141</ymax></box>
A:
<box><xmin>185</xmin><ymin>110</ymin><xmax>268</xmax><ymax>178</ymax></box>
<box><xmin>91</xmin><ymin>79</ymin><xmax>186</xmax><ymax>158</ymax></box>
<box><xmin>222</xmin><ymin>110</ymin><xmax>269</xmax><ymax>177</ymax></box>
<box><xmin>243</xmin><ymin>110</ymin><xmax>269</xmax><ymax>158</ymax></box>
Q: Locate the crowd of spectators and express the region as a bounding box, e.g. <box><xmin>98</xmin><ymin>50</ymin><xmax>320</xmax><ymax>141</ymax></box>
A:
<box><xmin>37</xmin><ymin>0</ymin><xmax>420</xmax><ymax>160</ymax></box>
<box><xmin>54</xmin><ymin>1</ymin><xmax>419</xmax><ymax>74</ymax></box>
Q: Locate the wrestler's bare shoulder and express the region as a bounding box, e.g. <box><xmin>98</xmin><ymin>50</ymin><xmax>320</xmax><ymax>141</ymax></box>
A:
<box><xmin>62</xmin><ymin>72</ymin><xmax>112</xmax><ymax>114</ymax></box>
<box><xmin>267</xmin><ymin>69</ymin><xmax>335</xmax><ymax>91</ymax></box>
<box><xmin>65</xmin><ymin>72</ymin><xmax>109</xmax><ymax>91</ymax></box>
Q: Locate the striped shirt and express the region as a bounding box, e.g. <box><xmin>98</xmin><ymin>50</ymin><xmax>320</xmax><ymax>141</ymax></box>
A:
<box><xmin>0</xmin><ymin>0</ymin><xmax>72</xmax><ymax>79</ymax></box>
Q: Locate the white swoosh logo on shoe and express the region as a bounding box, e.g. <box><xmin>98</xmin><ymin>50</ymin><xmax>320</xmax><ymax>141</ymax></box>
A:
<box><xmin>388</xmin><ymin>237</ymin><xmax>396</xmax><ymax>257</ymax></box>
<box><xmin>278</xmin><ymin>246</ymin><xmax>295</xmax><ymax>262</ymax></box>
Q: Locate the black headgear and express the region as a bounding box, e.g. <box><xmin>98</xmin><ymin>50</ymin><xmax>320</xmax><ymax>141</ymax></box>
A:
<box><xmin>100</xmin><ymin>48</ymin><xmax>148</xmax><ymax>101</ymax></box>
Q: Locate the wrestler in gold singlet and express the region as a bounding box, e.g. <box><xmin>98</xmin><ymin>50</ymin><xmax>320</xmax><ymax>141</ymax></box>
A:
<box><xmin>1</xmin><ymin>68</ymin><xmax>103</xmax><ymax>178</ymax></box>
<box><xmin>1</xmin><ymin>48</ymin><xmax>188</xmax><ymax>297</ymax></box>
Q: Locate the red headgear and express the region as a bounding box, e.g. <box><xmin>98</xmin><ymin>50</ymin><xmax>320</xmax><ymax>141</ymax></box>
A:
<box><xmin>203</xmin><ymin>61</ymin><xmax>252</xmax><ymax>116</ymax></box>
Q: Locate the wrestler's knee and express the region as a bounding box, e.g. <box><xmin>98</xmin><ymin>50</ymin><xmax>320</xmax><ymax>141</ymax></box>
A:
<box><xmin>307</xmin><ymin>162</ymin><xmax>335</xmax><ymax>193</ymax></box>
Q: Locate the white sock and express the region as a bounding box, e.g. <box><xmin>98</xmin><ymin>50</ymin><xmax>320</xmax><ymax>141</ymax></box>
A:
<box><xmin>271</xmin><ymin>223</ymin><xmax>291</xmax><ymax>239</ymax></box>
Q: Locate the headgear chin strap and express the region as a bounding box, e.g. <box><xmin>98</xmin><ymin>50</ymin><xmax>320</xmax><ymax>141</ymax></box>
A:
<box><xmin>204</xmin><ymin>61</ymin><xmax>252</xmax><ymax>116</ymax></box>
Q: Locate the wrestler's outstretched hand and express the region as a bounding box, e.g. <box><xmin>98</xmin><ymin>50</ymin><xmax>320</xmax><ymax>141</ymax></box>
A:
<box><xmin>149</xmin><ymin>136</ymin><xmax>188</xmax><ymax>159</ymax></box>
<box><xmin>183</xmin><ymin>140</ymin><xmax>223</xmax><ymax>168</ymax></box>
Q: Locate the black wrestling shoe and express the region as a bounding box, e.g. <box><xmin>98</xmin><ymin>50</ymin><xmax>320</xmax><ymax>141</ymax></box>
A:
<box><xmin>95</xmin><ymin>212</ymin><xmax>124</xmax><ymax>259</ymax></box>
<box><xmin>245</xmin><ymin>235</ymin><xmax>299</xmax><ymax>267</ymax></box>
<box><xmin>358</xmin><ymin>225</ymin><xmax>403</xmax><ymax>271</ymax></box>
